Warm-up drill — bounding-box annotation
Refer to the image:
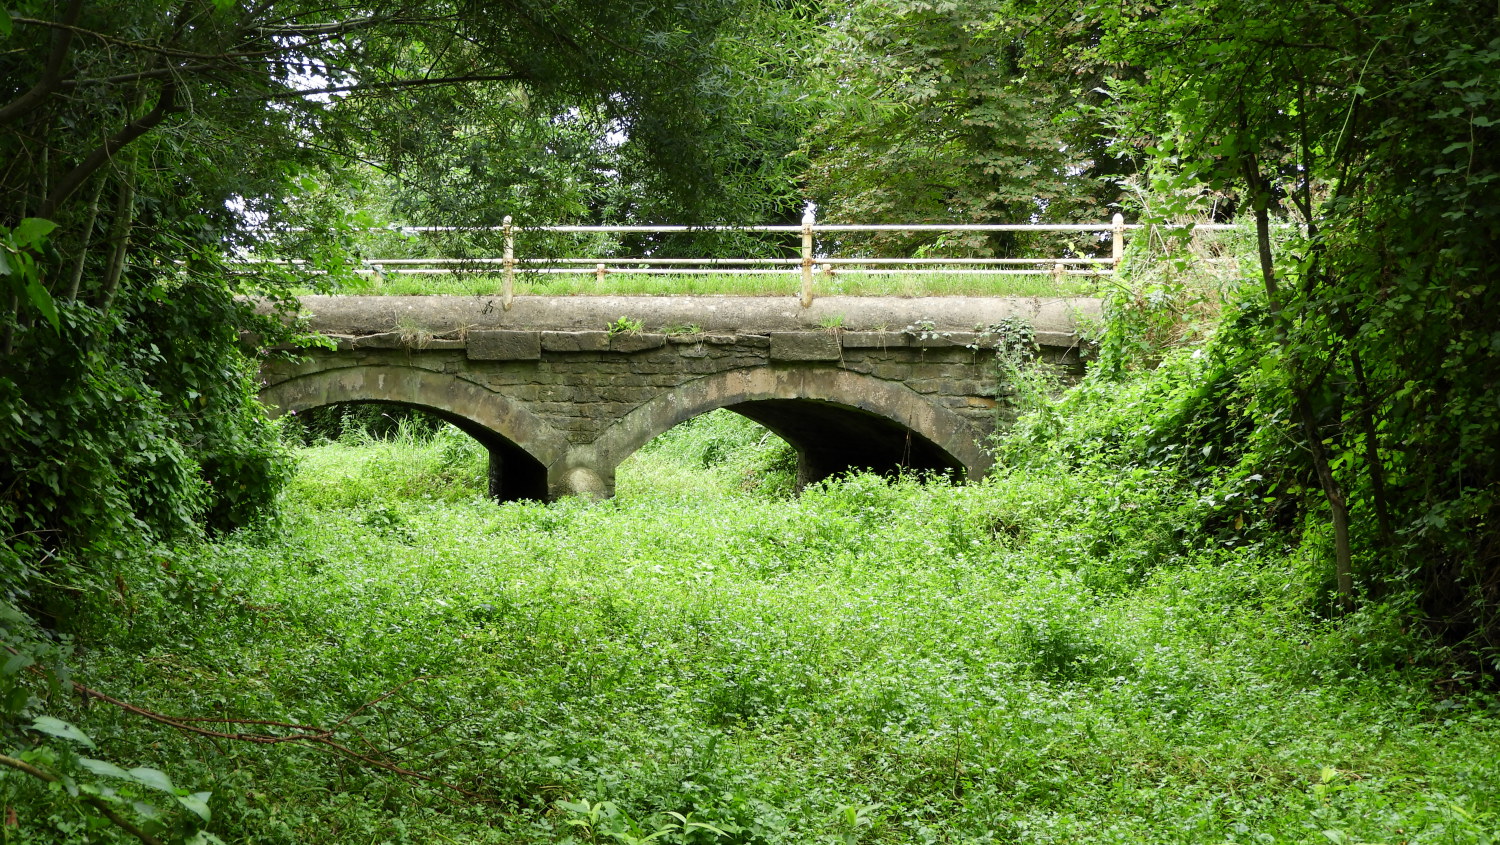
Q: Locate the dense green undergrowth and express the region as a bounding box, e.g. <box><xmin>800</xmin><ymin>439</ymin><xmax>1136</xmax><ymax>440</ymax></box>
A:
<box><xmin>3</xmin><ymin>359</ymin><xmax>1498</xmax><ymax>843</ymax></box>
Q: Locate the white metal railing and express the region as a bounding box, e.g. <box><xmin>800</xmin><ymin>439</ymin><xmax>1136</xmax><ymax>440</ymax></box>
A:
<box><xmin>257</xmin><ymin>213</ymin><xmax>1241</xmax><ymax>310</ymax></box>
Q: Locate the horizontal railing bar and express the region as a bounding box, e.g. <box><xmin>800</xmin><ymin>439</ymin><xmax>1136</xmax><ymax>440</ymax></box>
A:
<box><xmin>814</xmin><ymin>224</ymin><xmax>1105</xmax><ymax>232</ymax></box>
<box><xmin>254</xmin><ymin>256</ymin><xmax>1116</xmax><ymax>267</ymax></box>
<box><xmin>410</xmin><ymin>222</ymin><xmax>1240</xmax><ymax>233</ymax></box>
<box><xmin>256</xmin><ymin>221</ymin><xmax>1247</xmax><ymax>235</ymax></box>
<box><xmin>362</xmin><ymin>267</ymin><xmax>1115</xmax><ymax>277</ymax></box>
<box><xmin>378</xmin><ymin>224</ymin><xmax>1106</xmax><ymax>233</ymax></box>
<box><xmin>521</xmin><ymin>257</ymin><xmax>795</xmax><ymax>265</ymax></box>
<box><xmin>819</xmin><ymin>257</ymin><xmax>1111</xmax><ymax>265</ymax></box>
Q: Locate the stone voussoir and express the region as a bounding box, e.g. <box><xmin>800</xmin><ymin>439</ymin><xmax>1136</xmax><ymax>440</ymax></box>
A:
<box><xmin>769</xmin><ymin>331</ymin><xmax>842</xmax><ymax>362</ymax></box>
<box><xmin>468</xmin><ymin>330</ymin><xmax>541</xmax><ymax>361</ymax></box>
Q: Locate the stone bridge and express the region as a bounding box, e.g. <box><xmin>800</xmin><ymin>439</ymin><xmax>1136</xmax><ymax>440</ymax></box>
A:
<box><xmin>258</xmin><ymin>296</ymin><xmax>1098</xmax><ymax>500</ymax></box>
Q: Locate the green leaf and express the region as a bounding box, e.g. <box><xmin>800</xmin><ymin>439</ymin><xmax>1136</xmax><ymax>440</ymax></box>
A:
<box><xmin>1</xmin><ymin>652</ymin><xmax>31</xmax><ymax>676</ymax></box>
<box><xmin>23</xmin><ymin>277</ymin><xmax>60</xmax><ymax>332</ymax></box>
<box><xmin>0</xmin><ymin>10</ymin><xmax>11</xmax><ymax>39</ymax></box>
<box><xmin>0</xmin><ymin>248</ymin><xmax>12</xmax><ymax>276</ymax></box>
<box><xmin>29</xmin><ymin>716</ymin><xmax>96</xmax><ymax>749</ymax></box>
<box><xmin>126</xmin><ymin>766</ymin><xmax>176</xmax><ymax>794</ymax></box>
<box><xmin>176</xmin><ymin>791</ymin><xmax>212</xmax><ymax>823</ymax></box>
<box><xmin>128</xmin><ymin>799</ymin><xmax>164</xmax><ymax>821</ymax></box>
<box><xmin>10</xmin><ymin>218</ymin><xmax>57</xmax><ymax>248</ymax></box>
<box><xmin>79</xmin><ymin>758</ymin><xmax>132</xmax><ymax>780</ymax></box>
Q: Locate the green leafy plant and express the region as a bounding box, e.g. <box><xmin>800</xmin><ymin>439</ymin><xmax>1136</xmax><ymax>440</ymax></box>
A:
<box><xmin>0</xmin><ymin>218</ymin><xmax>60</xmax><ymax>332</ymax></box>
<box><xmin>607</xmin><ymin>316</ymin><xmax>645</xmax><ymax>336</ymax></box>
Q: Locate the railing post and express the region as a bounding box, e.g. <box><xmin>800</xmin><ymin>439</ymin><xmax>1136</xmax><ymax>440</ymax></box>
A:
<box><xmin>1053</xmin><ymin>262</ymin><xmax>1066</xmax><ymax>287</ymax></box>
<box><xmin>596</xmin><ymin>263</ymin><xmax>607</xmax><ymax>285</ymax></box>
<box><xmin>800</xmin><ymin>209</ymin><xmax>815</xmax><ymax>308</ymax></box>
<box><xmin>502</xmin><ymin>215</ymin><xmax>515</xmax><ymax>311</ymax></box>
<box><xmin>1111</xmin><ymin>212</ymin><xmax>1125</xmax><ymax>271</ymax></box>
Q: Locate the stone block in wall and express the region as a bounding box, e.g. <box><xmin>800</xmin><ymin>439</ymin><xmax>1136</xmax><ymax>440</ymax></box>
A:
<box><xmin>946</xmin><ymin>379</ymin><xmax>999</xmax><ymax>398</ymax></box>
<box><xmin>535</xmin><ymin>384</ymin><xmax>577</xmax><ymax>402</ymax></box>
<box><xmin>769</xmin><ymin>332</ymin><xmax>841</xmax><ymax>361</ymax></box>
<box><xmin>1035</xmin><ymin>330</ymin><xmax>1080</xmax><ymax>349</ymax></box>
<box><xmin>468</xmin><ymin>330</ymin><xmax>541</xmax><ymax>361</ymax></box>
<box><xmin>840</xmin><ymin>331</ymin><xmax>907</xmax><ymax>349</ymax></box>
<box><xmin>720</xmin><ymin>356</ymin><xmax>769</xmax><ymax>370</ymax></box>
<box><xmin>541</xmin><ymin>331</ymin><xmax>610</xmax><ymax>353</ymax></box>
<box><xmin>908</xmin><ymin>331</ymin><xmax>981</xmax><ymax>348</ymax></box>
<box><xmin>682</xmin><ymin>358</ymin><xmax>721</xmax><ymax>374</ymax></box>
<box><xmin>609</xmin><ymin>333</ymin><xmax>667</xmax><ymax>353</ymax></box>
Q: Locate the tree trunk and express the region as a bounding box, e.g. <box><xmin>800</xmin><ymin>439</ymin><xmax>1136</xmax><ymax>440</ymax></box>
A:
<box><xmin>1244</xmin><ymin>154</ymin><xmax>1356</xmax><ymax>612</ymax></box>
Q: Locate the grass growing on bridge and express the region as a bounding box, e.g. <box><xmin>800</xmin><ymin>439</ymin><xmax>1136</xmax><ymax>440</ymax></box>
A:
<box><xmin>297</xmin><ymin>269</ymin><xmax>1093</xmax><ymax>299</ymax></box>
<box><xmin>14</xmin><ymin>371</ymin><xmax>1500</xmax><ymax>843</ymax></box>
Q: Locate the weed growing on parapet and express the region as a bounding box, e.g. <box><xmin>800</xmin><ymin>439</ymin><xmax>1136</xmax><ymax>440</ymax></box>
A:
<box><xmin>607</xmin><ymin>316</ymin><xmax>645</xmax><ymax>335</ymax></box>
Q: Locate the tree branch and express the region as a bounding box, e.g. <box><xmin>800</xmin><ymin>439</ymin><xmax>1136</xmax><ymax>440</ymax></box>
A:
<box><xmin>0</xmin><ymin>0</ymin><xmax>86</xmax><ymax>126</ymax></box>
<box><xmin>253</xmin><ymin>14</ymin><xmax>448</xmax><ymax>38</ymax></box>
<box><xmin>70</xmin><ymin>677</ymin><xmax>485</xmax><ymax>800</ymax></box>
<box><xmin>10</xmin><ymin>15</ymin><xmax>292</xmax><ymax>62</ymax></box>
<box><xmin>0</xmin><ymin>754</ymin><xmax>164</xmax><ymax>845</ymax></box>
<box><xmin>38</xmin><ymin>79</ymin><xmax>178</xmax><ymax>219</ymax></box>
<box><xmin>248</xmin><ymin>72</ymin><xmax>527</xmax><ymax>101</ymax></box>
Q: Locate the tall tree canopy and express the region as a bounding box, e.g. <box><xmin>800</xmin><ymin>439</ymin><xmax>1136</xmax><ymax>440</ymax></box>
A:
<box><xmin>1077</xmin><ymin>0</ymin><xmax>1500</xmax><ymax>654</ymax></box>
<box><xmin>801</xmin><ymin>0</ymin><xmax>1131</xmax><ymax>257</ymax></box>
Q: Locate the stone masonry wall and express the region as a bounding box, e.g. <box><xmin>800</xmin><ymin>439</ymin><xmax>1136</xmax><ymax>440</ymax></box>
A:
<box><xmin>263</xmin><ymin>328</ymin><xmax>1083</xmax><ymax>447</ymax></box>
<box><xmin>258</xmin><ymin>295</ymin><xmax>1095</xmax><ymax>497</ymax></box>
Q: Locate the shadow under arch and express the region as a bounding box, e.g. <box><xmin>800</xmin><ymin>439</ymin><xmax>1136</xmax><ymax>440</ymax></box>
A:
<box><xmin>259</xmin><ymin>365</ymin><xmax>568</xmax><ymax>502</ymax></box>
<box><xmin>592</xmin><ymin>366</ymin><xmax>992</xmax><ymax>490</ymax></box>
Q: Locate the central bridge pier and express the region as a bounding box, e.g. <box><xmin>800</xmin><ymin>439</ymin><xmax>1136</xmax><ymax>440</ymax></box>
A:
<box><xmin>258</xmin><ymin>296</ymin><xmax>1097</xmax><ymax>500</ymax></box>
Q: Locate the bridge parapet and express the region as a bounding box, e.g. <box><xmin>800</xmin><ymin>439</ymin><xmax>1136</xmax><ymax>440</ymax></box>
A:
<box><xmin>258</xmin><ymin>296</ymin><xmax>1099</xmax><ymax>500</ymax></box>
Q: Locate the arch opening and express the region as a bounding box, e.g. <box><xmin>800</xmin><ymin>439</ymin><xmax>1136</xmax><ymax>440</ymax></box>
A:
<box><xmin>726</xmin><ymin>398</ymin><xmax>966</xmax><ymax>488</ymax></box>
<box><xmin>613</xmin><ymin>409</ymin><xmax>799</xmax><ymax>499</ymax></box>
<box><xmin>280</xmin><ymin>400</ymin><xmax>549</xmax><ymax>503</ymax></box>
<box><xmin>259</xmin><ymin>365</ymin><xmax>567</xmax><ymax>503</ymax></box>
<box><xmin>590</xmin><ymin>366</ymin><xmax>991</xmax><ymax>497</ymax></box>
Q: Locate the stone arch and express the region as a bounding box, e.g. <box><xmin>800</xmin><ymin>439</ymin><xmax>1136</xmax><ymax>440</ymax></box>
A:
<box><xmin>589</xmin><ymin>366</ymin><xmax>992</xmax><ymax>491</ymax></box>
<box><xmin>259</xmin><ymin>365</ymin><xmax>569</xmax><ymax>502</ymax></box>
